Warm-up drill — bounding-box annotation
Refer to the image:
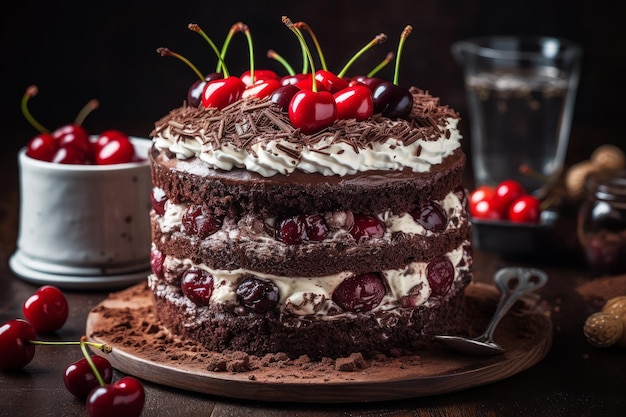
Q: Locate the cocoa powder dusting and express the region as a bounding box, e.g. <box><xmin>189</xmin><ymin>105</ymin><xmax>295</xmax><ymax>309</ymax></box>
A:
<box><xmin>87</xmin><ymin>282</ymin><xmax>551</xmax><ymax>385</ymax></box>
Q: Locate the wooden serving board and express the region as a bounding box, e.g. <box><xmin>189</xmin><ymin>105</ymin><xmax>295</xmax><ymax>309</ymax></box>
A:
<box><xmin>86</xmin><ymin>282</ymin><xmax>552</xmax><ymax>403</ymax></box>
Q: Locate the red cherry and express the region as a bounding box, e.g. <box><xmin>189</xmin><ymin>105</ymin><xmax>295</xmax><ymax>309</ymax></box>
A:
<box><xmin>181</xmin><ymin>268</ymin><xmax>214</xmax><ymax>306</ymax></box>
<box><xmin>22</xmin><ymin>285</ymin><xmax>69</xmax><ymax>333</ymax></box>
<box><xmin>240</xmin><ymin>69</ymin><xmax>280</xmax><ymax>86</ymax></box>
<box><xmin>0</xmin><ymin>319</ymin><xmax>37</xmax><ymax>370</ymax></box>
<box><xmin>26</xmin><ymin>133</ymin><xmax>58</xmax><ymax>161</ymax></box>
<box><xmin>276</xmin><ymin>215</ymin><xmax>307</xmax><ymax>244</ymax></box>
<box><xmin>470</xmin><ymin>196</ymin><xmax>505</xmax><ymax>220</ymax></box>
<box><xmin>52</xmin><ymin>145</ymin><xmax>89</xmax><ymax>165</ymax></box>
<box><xmin>411</xmin><ymin>202</ymin><xmax>447</xmax><ymax>232</ymax></box>
<box><xmin>508</xmin><ymin>195</ymin><xmax>541</xmax><ymax>223</ymax></box>
<box><xmin>150</xmin><ymin>187</ymin><xmax>168</xmax><ymax>215</ymax></box>
<box><xmin>201</xmin><ymin>76</ymin><xmax>245</xmax><ymax>109</ymax></box>
<box><xmin>150</xmin><ymin>247</ymin><xmax>166</xmax><ymax>280</ymax></box>
<box><xmin>86</xmin><ymin>376</ymin><xmax>145</xmax><ymax>417</ymax></box>
<box><xmin>270</xmin><ymin>84</ymin><xmax>300</xmax><ymax>111</ymax></box>
<box><xmin>64</xmin><ymin>355</ymin><xmax>113</xmax><ymax>400</ymax></box>
<box><xmin>332</xmin><ymin>273</ymin><xmax>385</xmax><ymax>312</ymax></box>
<box><xmin>181</xmin><ymin>205</ymin><xmax>223</xmax><ymax>238</ymax></box>
<box><xmin>294</xmin><ymin>76</ymin><xmax>329</xmax><ymax>92</ymax></box>
<box><xmin>303</xmin><ymin>214</ymin><xmax>329</xmax><ymax>241</ymax></box>
<box><xmin>315</xmin><ymin>70</ymin><xmax>349</xmax><ymax>93</ymax></box>
<box><xmin>241</xmin><ymin>78</ymin><xmax>281</xmax><ymax>100</ymax></box>
<box><xmin>333</xmin><ymin>84</ymin><xmax>374</xmax><ymax>121</ymax></box>
<box><xmin>188</xmin><ymin>73</ymin><xmax>224</xmax><ymax>108</ymax></box>
<box><xmin>371</xmin><ymin>82</ymin><xmax>413</xmax><ymax>119</ymax></box>
<box><xmin>494</xmin><ymin>180</ymin><xmax>527</xmax><ymax>212</ymax></box>
<box><xmin>236</xmin><ymin>277</ymin><xmax>280</xmax><ymax>314</ymax></box>
<box><xmin>288</xmin><ymin>90</ymin><xmax>337</xmax><ymax>134</ymax></box>
<box><xmin>95</xmin><ymin>135</ymin><xmax>135</xmax><ymax>165</ymax></box>
<box><xmin>427</xmin><ymin>257</ymin><xmax>455</xmax><ymax>297</ymax></box>
<box><xmin>52</xmin><ymin>124</ymin><xmax>91</xmax><ymax>157</ymax></box>
<box><xmin>349</xmin><ymin>214</ymin><xmax>385</xmax><ymax>241</ymax></box>
<box><xmin>281</xmin><ymin>73</ymin><xmax>309</xmax><ymax>86</ymax></box>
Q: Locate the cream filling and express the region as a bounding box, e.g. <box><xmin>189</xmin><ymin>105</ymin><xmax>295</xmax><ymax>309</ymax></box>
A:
<box><xmin>153</xmin><ymin>117</ymin><xmax>462</xmax><ymax>177</ymax></box>
<box><xmin>149</xmin><ymin>241</ymin><xmax>470</xmax><ymax>320</ymax></box>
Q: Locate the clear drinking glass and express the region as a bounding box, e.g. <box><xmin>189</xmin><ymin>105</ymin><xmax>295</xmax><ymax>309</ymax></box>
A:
<box><xmin>452</xmin><ymin>36</ymin><xmax>582</xmax><ymax>196</ymax></box>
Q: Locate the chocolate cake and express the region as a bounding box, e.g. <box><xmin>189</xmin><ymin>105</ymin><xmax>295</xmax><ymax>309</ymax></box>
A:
<box><xmin>147</xmin><ymin>86</ymin><xmax>473</xmax><ymax>360</ymax></box>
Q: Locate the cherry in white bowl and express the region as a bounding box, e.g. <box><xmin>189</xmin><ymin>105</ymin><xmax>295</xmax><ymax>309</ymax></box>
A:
<box><xmin>10</xmin><ymin>137</ymin><xmax>153</xmax><ymax>290</ymax></box>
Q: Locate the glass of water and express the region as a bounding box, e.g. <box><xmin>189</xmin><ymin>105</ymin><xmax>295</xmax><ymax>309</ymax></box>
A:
<box><xmin>452</xmin><ymin>36</ymin><xmax>582</xmax><ymax>196</ymax></box>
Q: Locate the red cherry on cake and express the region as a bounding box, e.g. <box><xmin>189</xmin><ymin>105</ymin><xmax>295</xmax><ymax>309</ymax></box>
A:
<box><xmin>202</xmin><ymin>76</ymin><xmax>245</xmax><ymax>109</ymax></box>
<box><xmin>303</xmin><ymin>214</ymin><xmax>329</xmax><ymax>241</ymax></box>
<box><xmin>0</xmin><ymin>319</ymin><xmax>37</xmax><ymax>370</ymax></box>
<box><xmin>188</xmin><ymin>73</ymin><xmax>223</xmax><ymax>108</ymax></box>
<box><xmin>22</xmin><ymin>285</ymin><xmax>69</xmax><ymax>333</ymax></box>
<box><xmin>349</xmin><ymin>214</ymin><xmax>385</xmax><ymax>241</ymax></box>
<box><xmin>289</xmin><ymin>89</ymin><xmax>337</xmax><ymax>134</ymax></box>
<box><xmin>181</xmin><ymin>205</ymin><xmax>223</xmax><ymax>238</ymax></box>
<box><xmin>236</xmin><ymin>277</ymin><xmax>280</xmax><ymax>314</ymax></box>
<box><xmin>427</xmin><ymin>257</ymin><xmax>455</xmax><ymax>297</ymax></box>
<box><xmin>94</xmin><ymin>130</ymin><xmax>136</xmax><ymax>165</ymax></box>
<box><xmin>26</xmin><ymin>132</ymin><xmax>58</xmax><ymax>162</ymax></box>
<box><xmin>281</xmin><ymin>73</ymin><xmax>309</xmax><ymax>86</ymax></box>
<box><xmin>86</xmin><ymin>376</ymin><xmax>145</xmax><ymax>417</ymax></box>
<box><xmin>270</xmin><ymin>84</ymin><xmax>300</xmax><ymax>112</ymax></box>
<box><xmin>64</xmin><ymin>355</ymin><xmax>113</xmax><ymax>400</ymax></box>
<box><xmin>150</xmin><ymin>187</ymin><xmax>168</xmax><ymax>215</ymax></box>
<box><xmin>333</xmin><ymin>84</ymin><xmax>374</xmax><ymax>121</ymax></box>
<box><xmin>315</xmin><ymin>70</ymin><xmax>349</xmax><ymax>93</ymax></box>
<box><xmin>332</xmin><ymin>273</ymin><xmax>386</xmax><ymax>313</ymax></box>
<box><xmin>241</xmin><ymin>78</ymin><xmax>281</xmax><ymax>100</ymax></box>
<box><xmin>412</xmin><ymin>202</ymin><xmax>447</xmax><ymax>232</ymax></box>
<box><xmin>240</xmin><ymin>69</ymin><xmax>280</xmax><ymax>86</ymax></box>
<box><xmin>181</xmin><ymin>268</ymin><xmax>214</xmax><ymax>306</ymax></box>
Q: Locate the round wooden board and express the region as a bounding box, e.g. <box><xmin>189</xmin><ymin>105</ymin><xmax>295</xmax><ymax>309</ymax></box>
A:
<box><xmin>86</xmin><ymin>282</ymin><xmax>553</xmax><ymax>403</ymax></box>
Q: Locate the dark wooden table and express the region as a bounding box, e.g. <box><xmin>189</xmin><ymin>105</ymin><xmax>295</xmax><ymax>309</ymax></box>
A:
<box><xmin>2</xmin><ymin>132</ymin><xmax>626</xmax><ymax>417</ymax></box>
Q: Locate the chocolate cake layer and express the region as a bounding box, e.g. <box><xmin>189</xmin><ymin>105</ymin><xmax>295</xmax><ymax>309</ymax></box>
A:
<box><xmin>150</xmin><ymin>146</ymin><xmax>466</xmax><ymax>217</ymax></box>
<box><xmin>150</xmin><ymin>269</ymin><xmax>471</xmax><ymax>360</ymax></box>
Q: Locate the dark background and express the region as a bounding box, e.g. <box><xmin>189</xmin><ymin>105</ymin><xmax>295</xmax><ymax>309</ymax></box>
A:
<box><xmin>2</xmin><ymin>0</ymin><xmax>624</xmax><ymax>165</ymax></box>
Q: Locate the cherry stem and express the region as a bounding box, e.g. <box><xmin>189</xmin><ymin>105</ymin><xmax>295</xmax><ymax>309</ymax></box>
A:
<box><xmin>188</xmin><ymin>23</ymin><xmax>230</xmax><ymax>78</ymax></box>
<box><xmin>28</xmin><ymin>339</ymin><xmax>113</xmax><ymax>353</ymax></box>
<box><xmin>519</xmin><ymin>164</ymin><xmax>549</xmax><ymax>182</ymax></box>
<box><xmin>294</xmin><ymin>21</ymin><xmax>327</xmax><ymax>71</ymax></box>
<box><xmin>74</xmin><ymin>99</ymin><xmax>99</xmax><ymax>126</ymax></box>
<box><xmin>217</xmin><ymin>22</ymin><xmax>245</xmax><ymax>74</ymax></box>
<box><xmin>157</xmin><ymin>47</ymin><xmax>205</xmax><ymax>81</ymax></box>
<box><xmin>283</xmin><ymin>16</ymin><xmax>317</xmax><ymax>92</ymax></box>
<box><xmin>267</xmin><ymin>49</ymin><xmax>295</xmax><ymax>76</ymax></box>
<box><xmin>337</xmin><ymin>33</ymin><xmax>387</xmax><ymax>78</ymax></box>
<box><xmin>80</xmin><ymin>336</ymin><xmax>106</xmax><ymax>387</ymax></box>
<box><xmin>393</xmin><ymin>25</ymin><xmax>413</xmax><ymax>85</ymax></box>
<box><xmin>21</xmin><ymin>85</ymin><xmax>50</xmax><ymax>133</ymax></box>
<box><xmin>241</xmin><ymin>23</ymin><xmax>255</xmax><ymax>83</ymax></box>
<box><xmin>368</xmin><ymin>52</ymin><xmax>394</xmax><ymax>77</ymax></box>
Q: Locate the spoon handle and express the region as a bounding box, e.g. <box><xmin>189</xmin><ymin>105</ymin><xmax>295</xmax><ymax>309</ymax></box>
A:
<box><xmin>479</xmin><ymin>267</ymin><xmax>548</xmax><ymax>343</ymax></box>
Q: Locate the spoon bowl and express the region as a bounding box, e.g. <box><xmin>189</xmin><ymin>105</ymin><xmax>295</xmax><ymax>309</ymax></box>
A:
<box><xmin>435</xmin><ymin>267</ymin><xmax>548</xmax><ymax>355</ymax></box>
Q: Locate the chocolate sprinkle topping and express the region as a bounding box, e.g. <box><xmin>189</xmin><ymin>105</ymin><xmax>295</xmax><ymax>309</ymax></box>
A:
<box><xmin>150</xmin><ymin>87</ymin><xmax>459</xmax><ymax>155</ymax></box>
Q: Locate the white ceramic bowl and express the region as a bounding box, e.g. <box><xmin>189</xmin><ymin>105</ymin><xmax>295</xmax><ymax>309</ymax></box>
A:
<box><xmin>10</xmin><ymin>137</ymin><xmax>153</xmax><ymax>289</ymax></box>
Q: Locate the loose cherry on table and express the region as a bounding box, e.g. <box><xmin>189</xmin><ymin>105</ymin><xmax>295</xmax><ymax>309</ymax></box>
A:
<box><xmin>86</xmin><ymin>376</ymin><xmax>145</xmax><ymax>417</ymax></box>
<box><xmin>64</xmin><ymin>355</ymin><xmax>113</xmax><ymax>400</ymax></box>
<box><xmin>0</xmin><ymin>319</ymin><xmax>37</xmax><ymax>370</ymax></box>
<box><xmin>333</xmin><ymin>84</ymin><xmax>374</xmax><ymax>121</ymax></box>
<box><xmin>22</xmin><ymin>285</ymin><xmax>69</xmax><ymax>334</ymax></box>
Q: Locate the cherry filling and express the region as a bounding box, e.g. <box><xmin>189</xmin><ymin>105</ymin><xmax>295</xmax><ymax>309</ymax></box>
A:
<box><xmin>426</xmin><ymin>257</ymin><xmax>455</xmax><ymax>297</ymax></box>
<box><xmin>150</xmin><ymin>187</ymin><xmax>168</xmax><ymax>215</ymax></box>
<box><xmin>181</xmin><ymin>205</ymin><xmax>223</xmax><ymax>238</ymax></box>
<box><xmin>150</xmin><ymin>247</ymin><xmax>165</xmax><ymax>280</ymax></box>
<box><xmin>411</xmin><ymin>202</ymin><xmax>447</xmax><ymax>232</ymax></box>
<box><xmin>349</xmin><ymin>214</ymin><xmax>386</xmax><ymax>241</ymax></box>
<box><xmin>276</xmin><ymin>214</ymin><xmax>329</xmax><ymax>244</ymax></box>
<box><xmin>332</xmin><ymin>272</ymin><xmax>386</xmax><ymax>313</ymax></box>
<box><xmin>181</xmin><ymin>268</ymin><xmax>214</xmax><ymax>306</ymax></box>
<box><xmin>236</xmin><ymin>277</ymin><xmax>280</xmax><ymax>314</ymax></box>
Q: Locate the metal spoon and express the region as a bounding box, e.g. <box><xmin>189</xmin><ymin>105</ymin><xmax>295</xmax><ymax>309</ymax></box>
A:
<box><xmin>435</xmin><ymin>267</ymin><xmax>548</xmax><ymax>355</ymax></box>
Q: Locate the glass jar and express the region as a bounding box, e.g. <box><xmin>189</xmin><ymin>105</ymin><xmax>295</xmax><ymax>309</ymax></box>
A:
<box><xmin>577</xmin><ymin>170</ymin><xmax>626</xmax><ymax>275</ymax></box>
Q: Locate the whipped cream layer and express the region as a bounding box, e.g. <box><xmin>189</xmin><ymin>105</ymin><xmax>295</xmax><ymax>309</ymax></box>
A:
<box><xmin>151</xmin><ymin>88</ymin><xmax>462</xmax><ymax>177</ymax></box>
<box><xmin>148</xmin><ymin>239</ymin><xmax>471</xmax><ymax>321</ymax></box>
